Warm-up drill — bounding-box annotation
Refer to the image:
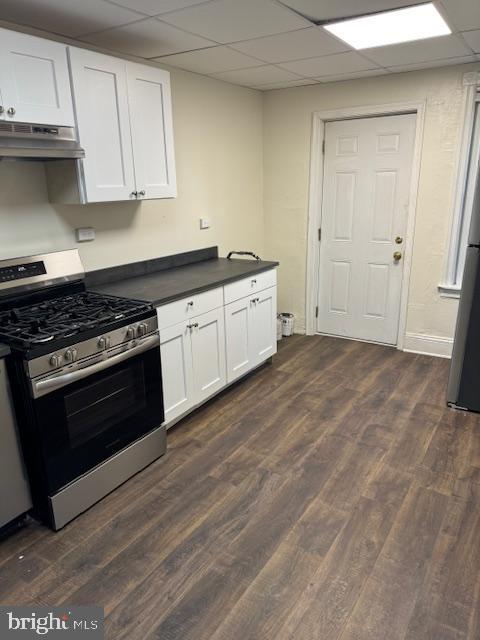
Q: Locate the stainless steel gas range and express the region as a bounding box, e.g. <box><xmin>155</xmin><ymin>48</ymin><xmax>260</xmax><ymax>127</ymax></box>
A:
<box><xmin>0</xmin><ymin>249</ymin><xmax>165</xmax><ymax>530</ymax></box>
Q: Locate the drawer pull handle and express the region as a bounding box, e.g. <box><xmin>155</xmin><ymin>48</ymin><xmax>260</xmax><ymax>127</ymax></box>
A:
<box><xmin>251</xmin><ymin>279</ymin><xmax>257</xmax><ymax>285</ymax></box>
<box><xmin>187</xmin><ymin>301</ymin><xmax>194</xmax><ymax>307</ymax></box>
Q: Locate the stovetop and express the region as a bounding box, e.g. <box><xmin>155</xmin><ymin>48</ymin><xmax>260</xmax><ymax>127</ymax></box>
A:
<box><xmin>0</xmin><ymin>290</ymin><xmax>153</xmax><ymax>353</ymax></box>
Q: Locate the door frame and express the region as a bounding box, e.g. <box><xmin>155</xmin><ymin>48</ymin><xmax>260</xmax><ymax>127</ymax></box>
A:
<box><xmin>305</xmin><ymin>101</ymin><xmax>426</xmax><ymax>350</ymax></box>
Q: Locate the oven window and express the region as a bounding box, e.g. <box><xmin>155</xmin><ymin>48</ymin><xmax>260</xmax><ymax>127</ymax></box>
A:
<box><xmin>64</xmin><ymin>362</ymin><xmax>147</xmax><ymax>447</ymax></box>
<box><xmin>33</xmin><ymin>346</ymin><xmax>164</xmax><ymax>494</ymax></box>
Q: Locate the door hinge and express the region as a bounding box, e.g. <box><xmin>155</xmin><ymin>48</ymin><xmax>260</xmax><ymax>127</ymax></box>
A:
<box><xmin>322</xmin><ymin>139</ymin><xmax>325</xmax><ymax>154</ymax></box>
<box><xmin>318</xmin><ymin>228</ymin><xmax>321</xmax><ymax>242</ymax></box>
<box><xmin>315</xmin><ymin>306</ymin><xmax>319</xmax><ymax>318</ymax></box>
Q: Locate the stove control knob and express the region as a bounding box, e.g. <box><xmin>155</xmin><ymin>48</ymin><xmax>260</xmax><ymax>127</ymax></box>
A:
<box><xmin>49</xmin><ymin>354</ymin><xmax>60</xmax><ymax>368</ymax></box>
<box><xmin>64</xmin><ymin>348</ymin><xmax>77</xmax><ymax>363</ymax></box>
<box><xmin>126</xmin><ymin>326</ymin><xmax>136</xmax><ymax>340</ymax></box>
<box><xmin>137</xmin><ymin>322</ymin><xmax>148</xmax><ymax>337</ymax></box>
<box><xmin>97</xmin><ymin>337</ymin><xmax>107</xmax><ymax>350</ymax></box>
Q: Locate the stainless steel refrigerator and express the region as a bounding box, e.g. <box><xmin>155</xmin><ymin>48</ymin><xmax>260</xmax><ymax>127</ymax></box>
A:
<box><xmin>448</xmin><ymin>167</ymin><xmax>480</xmax><ymax>411</ymax></box>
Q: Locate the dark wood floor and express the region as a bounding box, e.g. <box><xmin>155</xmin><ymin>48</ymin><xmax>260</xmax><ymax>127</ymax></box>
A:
<box><xmin>2</xmin><ymin>335</ymin><xmax>480</xmax><ymax>639</ymax></box>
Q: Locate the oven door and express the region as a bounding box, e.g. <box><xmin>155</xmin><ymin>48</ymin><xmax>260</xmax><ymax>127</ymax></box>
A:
<box><xmin>31</xmin><ymin>334</ymin><xmax>164</xmax><ymax>494</ymax></box>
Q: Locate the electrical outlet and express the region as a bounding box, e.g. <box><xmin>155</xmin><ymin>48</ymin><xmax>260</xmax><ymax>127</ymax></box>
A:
<box><xmin>76</xmin><ymin>227</ymin><xmax>95</xmax><ymax>242</ymax></box>
<box><xmin>199</xmin><ymin>217</ymin><xmax>210</xmax><ymax>230</ymax></box>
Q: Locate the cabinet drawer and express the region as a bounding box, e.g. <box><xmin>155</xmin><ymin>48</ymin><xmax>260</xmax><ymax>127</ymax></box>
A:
<box><xmin>224</xmin><ymin>269</ymin><xmax>277</xmax><ymax>305</ymax></box>
<box><xmin>157</xmin><ymin>287</ymin><xmax>224</xmax><ymax>330</ymax></box>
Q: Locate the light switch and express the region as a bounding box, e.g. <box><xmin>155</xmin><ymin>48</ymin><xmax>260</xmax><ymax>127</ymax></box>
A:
<box><xmin>76</xmin><ymin>227</ymin><xmax>95</xmax><ymax>242</ymax></box>
<box><xmin>199</xmin><ymin>217</ymin><xmax>210</xmax><ymax>230</ymax></box>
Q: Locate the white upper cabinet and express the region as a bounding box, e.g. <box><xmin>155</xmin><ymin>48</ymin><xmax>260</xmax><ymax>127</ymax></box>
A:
<box><xmin>0</xmin><ymin>28</ymin><xmax>74</xmax><ymax>126</ymax></box>
<box><xmin>67</xmin><ymin>47</ymin><xmax>176</xmax><ymax>203</ymax></box>
<box><xmin>127</xmin><ymin>63</ymin><xmax>177</xmax><ymax>200</ymax></box>
<box><xmin>68</xmin><ymin>48</ymin><xmax>136</xmax><ymax>203</ymax></box>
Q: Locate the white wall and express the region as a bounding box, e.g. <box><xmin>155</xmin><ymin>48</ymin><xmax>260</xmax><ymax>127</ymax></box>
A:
<box><xmin>263</xmin><ymin>62</ymin><xmax>480</xmax><ymax>352</ymax></box>
<box><xmin>0</xmin><ymin>67</ymin><xmax>264</xmax><ymax>271</ymax></box>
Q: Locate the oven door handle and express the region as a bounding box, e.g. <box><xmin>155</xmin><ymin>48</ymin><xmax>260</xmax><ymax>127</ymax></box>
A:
<box><xmin>32</xmin><ymin>333</ymin><xmax>160</xmax><ymax>399</ymax></box>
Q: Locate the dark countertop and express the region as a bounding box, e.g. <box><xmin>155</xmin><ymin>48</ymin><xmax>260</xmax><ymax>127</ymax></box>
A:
<box><xmin>91</xmin><ymin>257</ymin><xmax>278</xmax><ymax>306</ymax></box>
<box><xmin>0</xmin><ymin>344</ymin><xmax>10</xmax><ymax>358</ymax></box>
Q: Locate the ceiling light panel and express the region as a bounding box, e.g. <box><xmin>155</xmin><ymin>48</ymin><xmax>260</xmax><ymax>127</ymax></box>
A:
<box><xmin>324</xmin><ymin>3</ymin><xmax>451</xmax><ymax>50</ymax></box>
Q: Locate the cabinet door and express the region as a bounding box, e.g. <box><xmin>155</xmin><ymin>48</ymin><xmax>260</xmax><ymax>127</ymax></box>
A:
<box><xmin>127</xmin><ymin>63</ymin><xmax>177</xmax><ymax>199</ymax></box>
<box><xmin>250</xmin><ymin>286</ymin><xmax>277</xmax><ymax>367</ymax></box>
<box><xmin>159</xmin><ymin>321</ymin><xmax>195</xmax><ymax>426</ymax></box>
<box><xmin>224</xmin><ymin>295</ymin><xmax>255</xmax><ymax>383</ymax></box>
<box><xmin>191</xmin><ymin>308</ymin><xmax>226</xmax><ymax>404</ymax></box>
<box><xmin>68</xmin><ymin>48</ymin><xmax>136</xmax><ymax>203</ymax></box>
<box><xmin>0</xmin><ymin>28</ymin><xmax>74</xmax><ymax>126</ymax></box>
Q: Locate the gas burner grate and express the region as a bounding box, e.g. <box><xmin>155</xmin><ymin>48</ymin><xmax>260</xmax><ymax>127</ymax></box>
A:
<box><xmin>0</xmin><ymin>291</ymin><xmax>151</xmax><ymax>349</ymax></box>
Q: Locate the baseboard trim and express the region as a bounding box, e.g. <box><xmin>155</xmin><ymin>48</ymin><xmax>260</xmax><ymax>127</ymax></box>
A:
<box><xmin>403</xmin><ymin>332</ymin><xmax>453</xmax><ymax>359</ymax></box>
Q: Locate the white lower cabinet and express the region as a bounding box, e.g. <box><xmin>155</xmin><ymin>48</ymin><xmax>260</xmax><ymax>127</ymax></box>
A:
<box><xmin>158</xmin><ymin>270</ymin><xmax>277</xmax><ymax>428</ymax></box>
<box><xmin>225</xmin><ymin>286</ymin><xmax>277</xmax><ymax>383</ymax></box>
<box><xmin>159</xmin><ymin>307</ymin><xmax>226</xmax><ymax>426</ymax></box>
<box><xmin>159</xmin><ymin>321</ymin><xmax>194</xmax><ymax>425</ymax></box>
<box><xmin>224</xmin><ymin>295</ymin><xmax>254</xmax><ymax>383</ymax></box>
<box><xmin>250</xmin><ymin>286</ymin><xmax>277</xmax><ymax>367</ymax></box>
<box><xmin>191</xmin><ymin>308</ymin><xmax>226</xmax><ymax>404</ymax></box>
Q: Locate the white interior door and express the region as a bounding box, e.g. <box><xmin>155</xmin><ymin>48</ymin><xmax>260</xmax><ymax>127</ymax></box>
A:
<box><xmin>127</xmin><ymin>62</ymin><xmax>177</xmax><ymax>199</ymax></box>
<box><xmin>317</xmin><ymin>113</ymin><xmax>416</xmax><ymax>345</ymax></box>
<box><xmin>0</xmin><ymin>28</ymin><xmax>74</xmax><ymax>126</ymax></box>
<box><xmin>68</xmin><ymin>48</ymin><xmax>136</xmax><ymax>203</ymax></box>
<box><xmin>191</xmin><ymin>308</ymin><xmax>226</xmax><ymax>404</ymax></box>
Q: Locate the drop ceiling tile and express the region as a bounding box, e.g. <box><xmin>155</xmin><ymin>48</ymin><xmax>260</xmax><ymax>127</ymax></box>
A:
<box><xmin>108</xmin><ymin>0</ymin><xmax>210</xmax><ymax>17</ymax></box>
<box><xmin>81</xmin><ymin>17</ymin><xmax>216</xmax><ymax>57</ymax></box>
<box><xmin>0</xmin><ymin>0</ymin><xmax>143</xmax><ymax>37</ymax></box>
<box><xmin>278</xmin><ymin>0</ymin><xmax>427</xmax><ymax>22</ymax></box>
<box><xmin>279</xmin><ymin>51</ymin><xmax>378</xmax><ymax>78</ymax></box>
<box><xmin>386</xmin><ymin>54</ymin><xmax>478</xmax><ymax>73</ymax></box>
<box><xmin>258</xmin><ymin>78</ymin><xmax>319</xmax><ymax>89</ymax></box>
<box><xmin>160</xmin><ymin>0</ymin><xmax>311</xmax><ymax>44</ymax></box>
<box><xmin>211</xmin><ymin>64</ymin><xmax>304</xmax><ymax>87</ymax></box>
<box><xmin>440</xmin><ymin>0</ymin><xmax>480</xmax><ymax>32</ymax></box>
<box><xmin>315</xmin><ymin>68</ymin><xmax>389</xmax><ymax>82</ymax></box>
<box><xmin>362</xmin><ymin>35</ymin><xmax>472</xmax><ymax>67</ymax></box>
<box><xmin>462</xmin><ymin>29</ymin><xmax>480</xmax><ymax>53</ymax></box>
<box><xmin>230</xmin><ymin>26</ymin><xmax>349</xmax><ymax>63</ymax></box>
<box><xmin>154</xmin><ymin>46</ymin><xmax>265</xmax><ymax>73</ymax></box>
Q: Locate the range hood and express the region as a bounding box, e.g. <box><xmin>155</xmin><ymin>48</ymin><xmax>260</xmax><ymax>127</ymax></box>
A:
<box><xmin>0</xmin><ymin>121</ymin><xmax>84</xmax><ymax>160</ymax></box>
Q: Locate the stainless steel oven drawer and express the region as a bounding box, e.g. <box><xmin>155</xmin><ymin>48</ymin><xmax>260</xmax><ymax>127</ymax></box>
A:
<box><xmin>49</xmin><ymin>425</ymin><xmax>166</xmax><ymax>530</ymax></box>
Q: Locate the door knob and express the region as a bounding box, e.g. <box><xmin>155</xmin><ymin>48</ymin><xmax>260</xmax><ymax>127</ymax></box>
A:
<box><xmin>393</xmin><ymin>251</ymin><xmax>402</xmax><ymax>262</ymax></box>
<box><xmin>395</xmin><ymin>236</ymin><xmax>403</xmax><ymax>244</ymax></box>
<box><xmin>7</xmin><ymin>107</ymin><xmax>15</xmax><ymax>116</ymax></box>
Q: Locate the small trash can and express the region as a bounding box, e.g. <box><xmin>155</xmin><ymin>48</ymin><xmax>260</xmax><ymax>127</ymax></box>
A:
<box><xmin>276</xmin><ymin>315</ymin><xmax>283</xmax><ymax>341</ymax></box>
<box><xmin>280</xmin><ymin>312</ymin><xmax>295</xmax><ymax>337</ymax></box>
